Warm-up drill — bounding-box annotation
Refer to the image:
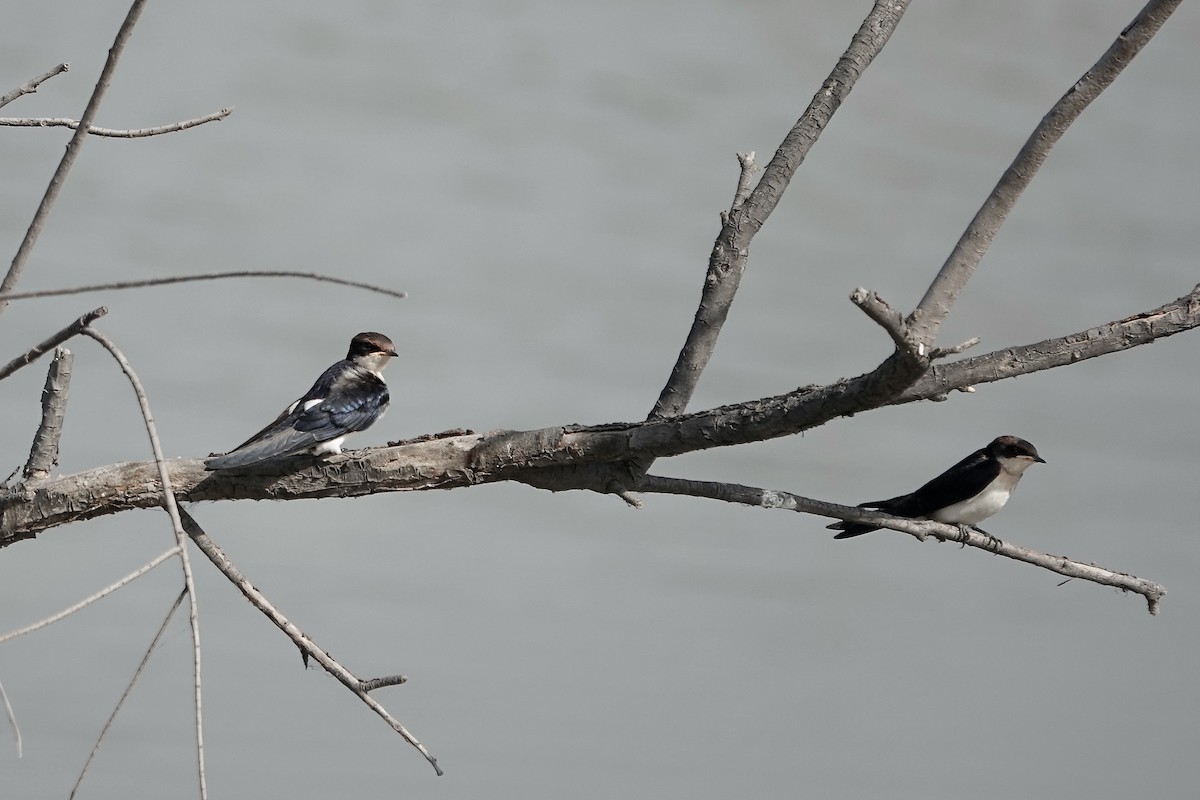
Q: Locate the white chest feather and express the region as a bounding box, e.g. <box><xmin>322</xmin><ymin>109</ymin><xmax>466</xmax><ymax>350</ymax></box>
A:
<box><xmin>930</xmin><ymin>467</ymin><xmax>1026</xmax><ymax>526</ymax></box>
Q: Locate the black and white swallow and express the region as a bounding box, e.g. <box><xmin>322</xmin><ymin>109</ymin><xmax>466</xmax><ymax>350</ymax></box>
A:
<box><xmin>204</xmin><ymin>332</ymin><xmax>398</xmax><ymax>470</ymax></box>
<box><xmin>827</xmin><ymin>435</ymin><xmax>1045</xmax><ymax>539</ymax></box>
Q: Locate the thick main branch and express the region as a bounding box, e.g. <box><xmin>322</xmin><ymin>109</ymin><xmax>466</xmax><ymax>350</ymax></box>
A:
<box><xmin>4</xmin><ymin>285</ymin><xmax>1196</xmax><ymax>544</ymax></box>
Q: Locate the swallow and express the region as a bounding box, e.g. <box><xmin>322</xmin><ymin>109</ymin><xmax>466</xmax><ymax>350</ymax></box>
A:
<box><xmin>204</xmin><ymin>332</ymin><xmax>398</xmax><ymax>470</ymax></box>
<box><xmin>827</xmin><ymin>435</ymin><xmax>1045</xmax><ymax>540</ymax></box>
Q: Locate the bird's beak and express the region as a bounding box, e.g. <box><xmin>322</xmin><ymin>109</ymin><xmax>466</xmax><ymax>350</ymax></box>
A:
<box><xmin>1033</xmin><ymin>455</ymin><xmax>1046</xmax><ymax>464</ymax></box>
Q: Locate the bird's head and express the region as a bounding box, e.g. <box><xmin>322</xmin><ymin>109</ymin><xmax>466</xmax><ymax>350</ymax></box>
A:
<box><xmin>989</xmin><ymin>435</ymin><xmax>1046</xmax><ymax>475</ymax></box>
<box><xmin>347</xmin><ymin>331</ymin><xmax>398</xmax><ymax>377</ymax></box>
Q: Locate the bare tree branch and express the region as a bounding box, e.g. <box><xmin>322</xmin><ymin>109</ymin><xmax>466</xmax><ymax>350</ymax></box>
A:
<box><xmin>649</xmin><ymin>0</ymin><xmax>913</xmax><ymax>421</ymax></box>
<box><xmin>0</xmin><ymin>107</ymin><xmax>233</xmax><ymax>137</ymax></box>
<box><xmin>928</xmin><ymin>337</ymin><xmax>981</xmax><ymax>360</ymax></box>
<box><xmin>850</xmin><ymin>288</ymin><xmax>920</xmax><ymax>355</ymax></box>
<box><xmin>0</xmin><ymin>63</ymin><xmax>70</xmax><ymax>110</ymax></box>
<box><xmin>0</xmin><ymin>271</ymin><xmax>406</xmax><ymax>303</ymax></box>
<box><xmin>894</xmin><ymin>284</ymin><xmax>1200</xmax><ymax>403</ymax></box>
<box><xmin>0</xmin><ymin>677</ymin><xmax>20</xmax><ymax>758</ymax></box>
<box><xmin>0</xmin><ymin>0</ymin><xmax>149</xmax><ymax>316</ymax></box>
<box><xmin>0</xmin><ymin>307</ymin><xmax>107</xmax><ymax>381</ymax></box>
<box><xmin>22</xmin><ymin>348</ymin><xmax>73</xmax><ymax>480</ymax></box>
<box><xmin>0</xmin><ymin>546</ymin><xmax>181</xmax><ymax>644</ymax></box>
<box><xmin>2</xmin><ymin>286</ymin><xmax>1195</xmax><ymax>546</ymax></box>
<box><xmin>79</xmin><ymin>326</ymin><xmax>207</xmax><ymax>800</ymax></box>
<box><xmin>177</xmin><ymin>508</ymin><xmax>443</xmax><ymax>777</ymax></box>
<box><xmin>908</xmin><ymin>0</ymin><xmax>1184</xmax><ymax>344</ymax></box>
<box><xmin>635</xmin><ymin>474</ymin><xmax>1165</xmax><ymax>615</ymax></box>
<box><xmin>70</xmin><ymin>590</ymin><xmax>187</xmax><ymax>800</ymax></box>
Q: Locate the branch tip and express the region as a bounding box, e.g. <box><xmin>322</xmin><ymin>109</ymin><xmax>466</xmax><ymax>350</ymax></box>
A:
<box><xmin>929</xmin><ymin>336</ymin><xmax>981</xmax><ymax>359</ymax></box>
<box><xmin>0</xmin><ymin>63</ymin><xmax>71</xmax><ymax>110</ymax></box>
<box><xmin>0</xmin><ymin>107</ymin><xmax>234</xmax><ymax>138</ymax></box>
<box><xmin>0</xmin><ymin>306</ymin><xmax>107</xmax><ymax>381</ymax></box>
<box><xmin>22</xmin><ymin>348</ymin><xmax>74</xmax><ymax>481</ymax></box>
<box><xmin>850</xmin><ymin>288</ymin><xmax>919</xmax><ymax>355</ymax></box>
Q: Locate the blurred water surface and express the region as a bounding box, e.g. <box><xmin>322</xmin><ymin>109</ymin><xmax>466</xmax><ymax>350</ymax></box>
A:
<box><xmin>1</xmin><ymin>2</ymin><xmax>1198</xmax><ymax>798</ymax></box>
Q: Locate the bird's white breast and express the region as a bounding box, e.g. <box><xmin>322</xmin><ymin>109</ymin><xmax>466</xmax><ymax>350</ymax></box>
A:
<box><xmin>930</xmin><ymin>482</ymin><xmax>1013</xmax><ymax>525</ymax></box>
<box><xmin>929</xmin><ymin>454</ymin><xmax>1037</xmax><ymax>525</ymax></box>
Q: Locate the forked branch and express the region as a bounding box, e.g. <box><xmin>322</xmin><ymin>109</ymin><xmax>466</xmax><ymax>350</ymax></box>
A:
<box><xmin>649</xmin><ymin>0</ymin><xmax>913</xmax><ymax>421</ymax></box>
<box><xmin>178</xmin><ymin>509</ymin><xmax>442</xmax><ymax>776</ymax></box>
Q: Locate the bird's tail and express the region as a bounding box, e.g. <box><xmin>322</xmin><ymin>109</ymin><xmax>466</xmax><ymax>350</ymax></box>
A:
<box><xmin>827</xmin><ymin>500</ymin><xmax>894</xmax><ymax>539</ymax></box>
<box><xmin>826</xmin><ymin>521</ymin><xmax>880</xmax><ymax>539</ymax></box>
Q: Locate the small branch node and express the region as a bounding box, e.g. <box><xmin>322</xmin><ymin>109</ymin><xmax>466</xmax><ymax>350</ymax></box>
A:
<box><xmin>359</xmin><ymin>675</ymin><xmax>409</xmax><ymax>693</ymax></box>
<box><xmin>606</xmin><ymin>480</ymin><xmax>643</xmax><ymax>508</ymax></box>
<box><xmin>850</xmin><ymin>288</ymin><xmax>923</xmax><ymax>357</ymax></box>
<box><xmin>729</xmin><ymin>151</ymin><xmax>757</xmax><ymax>212</ymax></box>
<box><xmin>23</xmin><ymin>347</ymin><xmax>73</xmax><ymax>481</ymax></box>
<box><xmin>929</xmin><ymin>336</ymin><xmax>981</xmax><ymax>359</ymax></box>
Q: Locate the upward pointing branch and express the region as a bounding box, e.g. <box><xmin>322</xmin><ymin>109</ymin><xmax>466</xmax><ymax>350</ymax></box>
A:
<box><xmin>907</xmin><ymin>0</ymin><xmax>1184</xmax><ymax>345</ymax></box>
<box><xmin>648</xmin><ymin>0</ymin><xmax>912</xmax><ymax>421</ymax></box>
<box><xmin>0</xmin><ymin>0</ymin><xmax>149</xmax><ymax>316</ymax></box>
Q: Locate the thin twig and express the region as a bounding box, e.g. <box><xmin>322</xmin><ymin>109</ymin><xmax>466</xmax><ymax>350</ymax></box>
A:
<box><xmin>70</xmin><ymin>590</ymin><xmax>186</xmax><ymax>800</ymax></box>
<box><xmin>0</xmin><ymin>0</ymin><xmax>149</xmax><ymax>316</ymax></box>
<box><xmin>23</xmin><ymin>348</ymin><xmax>73</xmax><ymax>481</ymax></box>
<box><xmin>0</xmin><ymin>107</ymin><xmax>233</xmax><ymax>137</ymax></box>
<box><xmin>908</xmin><ymin>0</ymin><xmax>1184</xmax><ymax>344</ymax></box>
<box><xmin>636</xmin><ymin>474</ymin><xmax>1166</xmax><ymax>615</ymax></box>
<box><xmin>0</xmin><ymin>678</ymin><xmax>20</xmax><ymax>758</ymax></box>
<box><xmin>0</xmin><ymin>271</ymin><xmax>406</xmax><ymax>303</ymax></box>
<box><xmin>928</xmin><ymin>337</ymin><xmax>980</xmax><ymax>359</ymax></box>
<box><xmin>0</xmin><ymin>547</ymin><xmax>182</xmax><ymax>644</ymax></box>
<box><xmin>0</xmin><ymin>64</ymin><xmax>70</xmax><ymax>110</ymax></box>
<box><xmin>0</xmin><ymin>307</ymin><xmax>106</xmax><ymax>382</ymax></box>
<box><xmin>358</xmin><ymin>675</ymin><xmax>410</xmax><ymax>693</ymax></box>
<box><xmin>79</xmin><ymin>326</ymin><xmax>206</xmax><ymax>800</ymax></box>
<box><xmin>177</xmin><ymin>507</ymin><xmax>442</xmax><ymax>776</ymax></box>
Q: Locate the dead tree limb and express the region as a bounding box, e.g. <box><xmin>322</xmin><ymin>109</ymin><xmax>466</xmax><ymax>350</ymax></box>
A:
<box><xmin>0</xmin><ymin>0</ymin><xmax>150</xmax><ymax>316</ymax></box>
<box><xmin>3</xmin><ymin>284</ymin><xmax>1196</xmax><ymax>545</ymax></box>
<box><xmin>0</xmin><ymin>107</ymin><xmax>232</xmax><ymax>137</ymax></box>
<box><xmin>0</xmin><ymin>63</ymin><xmax>69</xmax><ymax>109</ymax></box>
<box><xmin>22</xmin><ymin>348</ymin><xmax>72</xmax><ymax>481</ymax></box>
<box><xmin>908</xmin><ymin>0</ymin><xmax>1184</xmax><ymax>343</ymax></box>
<box><xmin>650</xmin><ymin>0</ymin><xmax>914</xmax><ymax>421</ymax></box>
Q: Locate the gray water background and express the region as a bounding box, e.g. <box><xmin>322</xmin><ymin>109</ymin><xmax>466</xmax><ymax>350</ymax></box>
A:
<box><xmin>1</xmin><ymin>1</ymin><xmax>1198</xmax><ymax>797</ymax></box>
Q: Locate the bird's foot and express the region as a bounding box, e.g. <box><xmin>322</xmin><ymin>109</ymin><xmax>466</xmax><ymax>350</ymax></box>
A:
<box><xmin>970</xmin><ymin>525</ymin><xmax>1003</xmax><ymax>552</ymax></box>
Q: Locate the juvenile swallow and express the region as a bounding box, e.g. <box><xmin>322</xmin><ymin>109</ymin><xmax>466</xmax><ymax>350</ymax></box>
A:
<box><xmin>204</xmin><ymin>332</ymin><xmax>397</xmax><ymax>470</ymax></box>
<box><xmin>827</xmin><ymin>435</ymin><xmax>1045</xmax><ymax>539</ymax></box>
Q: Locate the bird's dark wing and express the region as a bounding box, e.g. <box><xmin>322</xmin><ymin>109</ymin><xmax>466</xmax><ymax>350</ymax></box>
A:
<box><xmin>204</xmin><ymin>362</ymin><xmax>388</xmax><ymax>470</ymax></box>
<box><xmin>829</xmin><ymin>446</ymin><xmax>998</xmax><ymax>539</ymax></box>
<box><xmin>893</xmin><ymin>447</ymin><xmax>998</xmax><ymax>517</ymax></box>
<box><xmin>291</xmin><ymin>367</ymin><xmax>389</xmax><ymax>439</ymax></box>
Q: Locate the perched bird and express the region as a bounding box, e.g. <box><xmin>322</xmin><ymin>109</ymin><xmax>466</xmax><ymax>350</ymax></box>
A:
<box><xmin>827</xmin><ymin>435</ymin><xmax>1045</xmax><ymax>539</ymax></box>
<box><xmin>204</xmin><ymin>332</ymin><xmax>398</xmax><ymax>470</ymax></box>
